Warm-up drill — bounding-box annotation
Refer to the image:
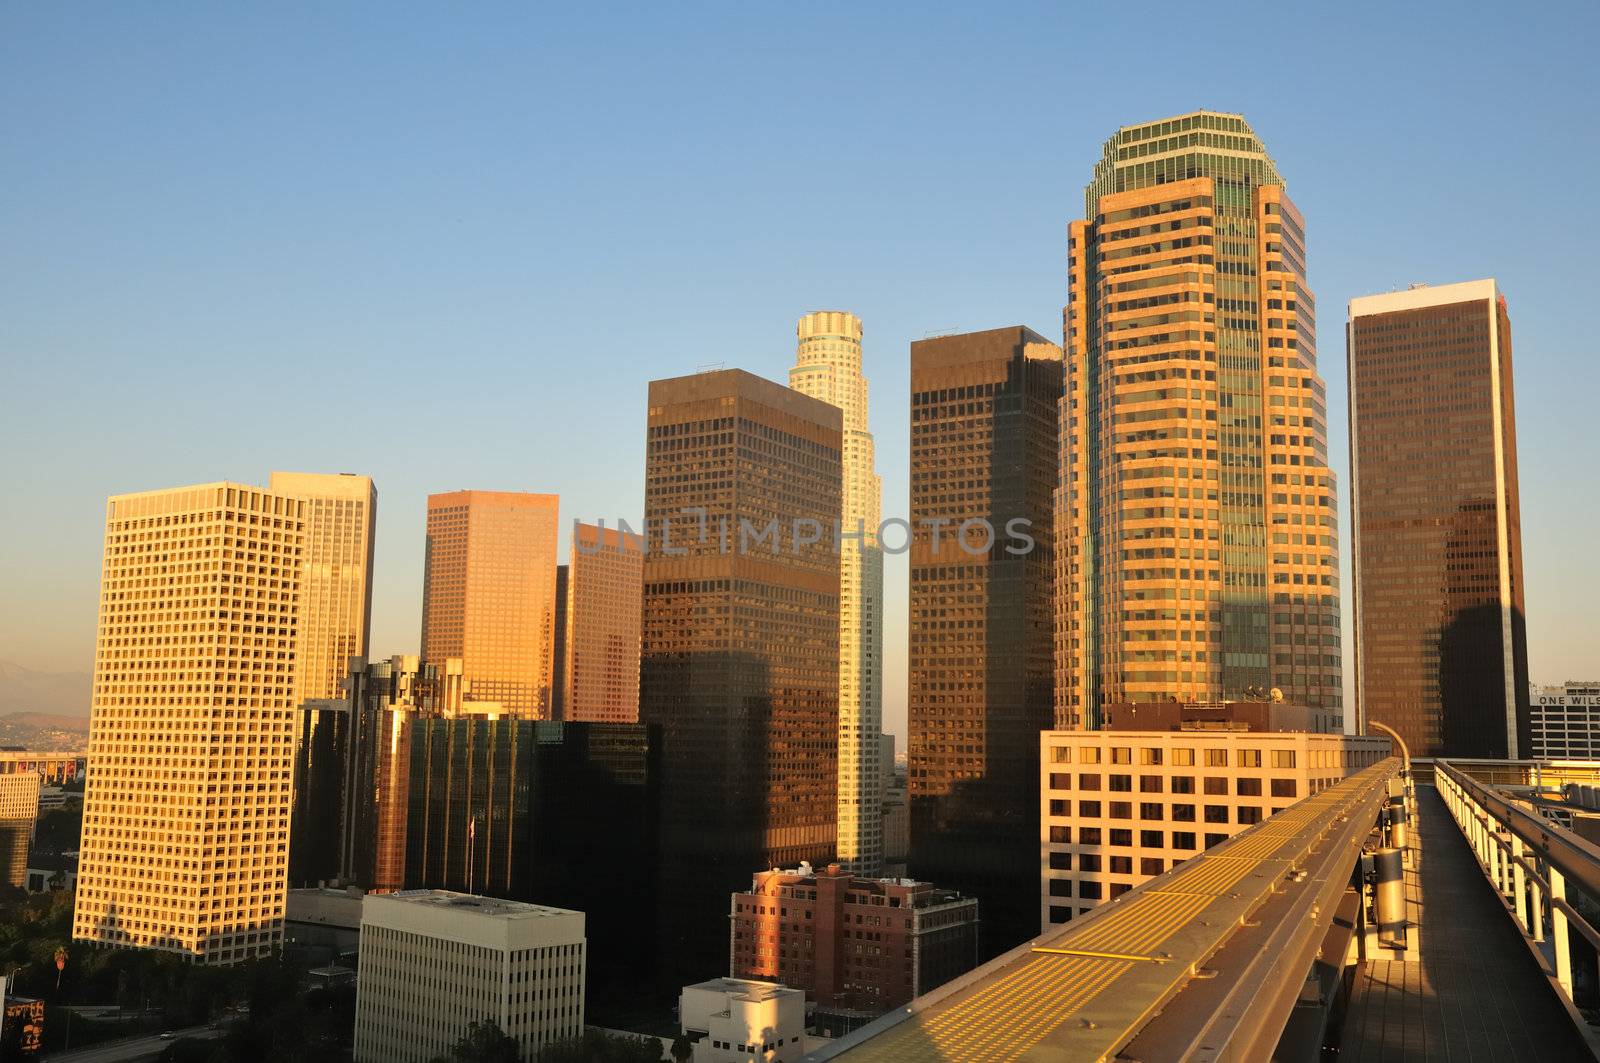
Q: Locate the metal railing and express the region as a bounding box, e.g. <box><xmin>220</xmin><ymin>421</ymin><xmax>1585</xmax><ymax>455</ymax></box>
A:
<box><xmin>1436</xmin><ymin>758</ymin><xmax>1600</xmax><ymax>1012</ymax></box>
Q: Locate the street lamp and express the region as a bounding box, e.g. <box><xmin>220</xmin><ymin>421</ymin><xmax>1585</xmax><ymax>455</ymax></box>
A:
<box><xmin>1368</xmin><ymin>718</ymin><xmax>1415</xmax><ymax>820</ymax></box>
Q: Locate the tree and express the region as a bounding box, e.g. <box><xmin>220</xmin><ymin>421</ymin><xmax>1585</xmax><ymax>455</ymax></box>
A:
<box><xmin>431</xmin><ymin>1021</ymin><xmax>520</xmax><ymax>1063</ymax></box>
<box><xmin>537</xmin><ymin>1029</ymin><xmax>667</xmax><ymax>1063</ymax></box>
<box><xmin>670</xmin><ymin>1032</ymin><xmax>693</xmax><ymax>1063</ymax></box>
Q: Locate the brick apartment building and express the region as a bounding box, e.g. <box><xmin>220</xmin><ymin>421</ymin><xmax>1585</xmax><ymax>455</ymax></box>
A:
<box><xmin>729</xmin><ymin>862</ymin><xmax>978</xmax><ymax>1031</ymax></box>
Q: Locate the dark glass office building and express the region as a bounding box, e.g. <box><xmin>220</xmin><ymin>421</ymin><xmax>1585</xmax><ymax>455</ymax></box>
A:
<box><xmin>641</xmin><ymin>368</ymin><xmax>842</xmax><ymax>990</ymax></box>
<box><xmin>404</xmin><ymin>718</ymin><xmax>660</xmax><ymax>1016</ymax></box>
<box><xmin>1348</xmin><ymin>280</ymin><xmax>1529</xmax><ymax>757</ymax></box>
<box><xmin>908</xmin><ymin>326</ymin><xmax>1061</xmax><ymax>959</ymax></box>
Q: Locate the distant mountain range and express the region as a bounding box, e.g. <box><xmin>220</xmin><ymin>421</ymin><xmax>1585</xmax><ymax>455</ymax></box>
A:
<box><xmin>0</xmin><ymin>660</ymin><xmax>90</xmax><ymax>718</ymax></box>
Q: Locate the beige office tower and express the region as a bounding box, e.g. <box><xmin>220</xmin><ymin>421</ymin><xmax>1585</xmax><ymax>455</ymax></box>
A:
<box><xmin>564</xmin><ymin>522</ymin><xmax>644</xmax><ymax>723</ymax></box>
<box><xmin>421</xmin><ymin>491</ymin><xmax>560</xmax><ymax>718</ymax></box>
<box><xmin>790</xmin><ymin>310</ymin><xmax>885</xmax><ymax>875</ymax></box>
<box><xmin>269</xmin><ymin>472</ymin><xmax>376</xmax><ymax>703</ymax></box>
<box><xmin>74</xmin><ymin>483</ymin><xmax>304</xmax><ymax>963</ymax></box>
<box><xmin>1057</xmin><ymin>112</ymin><xmax>1342</xmax><ymax>729</ymax></box>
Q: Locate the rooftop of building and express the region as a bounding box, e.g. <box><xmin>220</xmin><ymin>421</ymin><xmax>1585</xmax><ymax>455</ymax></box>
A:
<box><xmin>684</xmin><ymin>978</ymin><xmax>802</xmax><ymax>1004</ymax></box>
<box><xmin>1099</xmin><ymin>699</ymin><xmax>1349</xmax><ymax>734</ymax></box>
<box><xmin>1347</xmin><ymin>278</ymin><xmax>1500</xmax><ymax>317</ymax></box>
<box><xmin>909</xmin><ymin>325</ymin><xmax>1059</xmax><ymax>370</ymax></box>
<box><xmin>375</xmin><ymin>889</ymin><xmax>579</xmax><ymax>922</ymax></box>
<box><xmin>647</xmin><ymin>367</ymin><xmax>844</xmax><ymax>431</ymax></box>
<box><xmin>747</xmin><ymin>863</ymin><xmax>974</xmax><ymax>907</ymax></box>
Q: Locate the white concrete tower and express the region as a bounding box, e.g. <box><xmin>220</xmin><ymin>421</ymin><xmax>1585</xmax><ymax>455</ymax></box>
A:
<box><xmin>790</xmin><ymin>310</ymin><xmax>884</xmax><ymax>873</ymax></box>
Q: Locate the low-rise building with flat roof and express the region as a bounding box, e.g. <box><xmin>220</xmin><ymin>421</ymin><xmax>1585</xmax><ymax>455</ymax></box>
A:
<box><xmin>679</xmin><ymin>978</ymin><xmax>805</xmax><ymax>1063</ymax></box>
<box><xmin>353</xmin><ymin>890</ymin><xmax>585</xmax><ymax>1063</ymax></box>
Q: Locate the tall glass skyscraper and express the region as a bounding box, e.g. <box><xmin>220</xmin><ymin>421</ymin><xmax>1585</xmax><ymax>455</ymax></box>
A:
<box><xmin>641</xmin><ymin>368</ymin><xmax>842</xmax><ymax>989</ymax></box>
<box><xmin>908</xmin><ymin>326</ymin><xmax>1061</xmax><ymax>959</ymax></box>
<box><xmin>1057</xmin><ymin>111</ymin><xmax>1342</xmax><ymax>730</ymax></box>
<box><xmin>790</xmin><ymin>310</ymin><xmax>885</xmax><ymax>875</ymax></box>
<box><xmin>1348</xmin><ymin>280</ymin><xmax>1528</xmax><ymax>757</ymax></box>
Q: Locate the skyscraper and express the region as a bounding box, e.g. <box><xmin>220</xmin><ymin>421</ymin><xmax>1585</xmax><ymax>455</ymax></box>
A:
<box><xmin>1348</xmin><ymin>280</ymin><xmax>1529</xmax><ymax>757</ymax></box>
<box><xmin>641</xmin><ymin>368</ymin><xmax>841</xmax><ymax>988</ymax></box>
<box><xmin>75</xmin><ymin>482</ymin><xmax>304</xmax><ymax>963</ymax></box>
<box><xmin>421</xmin><ymin>491</ymin><xmax>560</xmax><ymax>718</ymax></box>
<box><xmin>908</xmin><ymin>326</ymin><xmax>1061</xmax><ymax>958</ymax></box>
<box><xmin>288</xmin><ymin>654</ymin><xmax>445</xmax><ymax>891</ymax></box>
<box><xmin>269</xmin><ymin>471</ymin><xmax>376</xmax><ymax>704</ymax></box>
<box><xmin>551</xmin><ymin>564</ymin><xmax>569</xmax><ymax>719</ymax></box>
<box><xmin>564</xmin><ymin>522</ymin><xmax>644</xmax><ymax>724</ymax></box>
<box><xmin>1057</xmin><ymin>111</ymin><xmax>1342</xmax><ymax>729</ymax></box>
<box><xmin>789</xmin><ymin>310</ymin><xmax>885</xmax><ymax>874</ymax></box>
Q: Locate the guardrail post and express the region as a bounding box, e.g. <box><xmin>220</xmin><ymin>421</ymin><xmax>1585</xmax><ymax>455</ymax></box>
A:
<box><xmin>1510</xmin><ymin>835</ymin><xmax>1528</xmax><ymax>933</ymax></box>
<box><xmin>1552</xmin><ymin>867</ymin><xmax>1573</xmax><ymax>999</ymax></box>
<box><xmin>1530</xmin><ymin>858</ymin><xmax>1546</xmax><ymax>945</ymax></box>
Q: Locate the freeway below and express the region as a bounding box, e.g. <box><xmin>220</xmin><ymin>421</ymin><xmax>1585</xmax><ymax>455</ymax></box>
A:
<box><xmin>42</xmin><ymin>1025</ymin><xmax>222</xmax><ymax>1063</ymax></box>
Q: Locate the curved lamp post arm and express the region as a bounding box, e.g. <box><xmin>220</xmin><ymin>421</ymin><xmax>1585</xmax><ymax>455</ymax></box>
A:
<box><xmin>1368</xmin><ymin>719</ymin><xmax>1414</xmax><ymax>814</ymax></box>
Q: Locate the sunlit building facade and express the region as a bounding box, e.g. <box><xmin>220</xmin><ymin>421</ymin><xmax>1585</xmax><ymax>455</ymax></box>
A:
<box><xmin>75</xmin><ymin>482</ymin><xmax>304</xmax><ymax>963</ymax></box>
<box><xmin>1056</xmin><ymin>111</ymin><xmax>1342</xmax><ymax>731</ymax></box>
<box><xmin>0</xmin><ymin>774</ymin><xmax>41</xmax><ymax>889</ymax></box>
<box><xmin>908</xmin><ymin>326</ymin><xmax>1061</xmax><ymax>959</ymax></box>
<box><xmin>421</xmin><ymin>490</ymin><xmax>560</xmax><ymax>718</ymax></box>
<box><xmin>1039</xmin><ymin>725</ymin><xmax>1388</xmax><ymax>927</ymax></box>
<box><xmin>1348</xmin><ymin>280</ymin><xmax>1529</xmax><ymax>757</ymax></box>
<box><xmin>268</xmin><ymin>471</ymin><xmax>376</xmax><ymax>704</ymax></box>
<box><xmin>642</xmin><ymin>368</ymin><xmax>842</xmax><ymax>988</ymax></box>
<box><xmin>790</xmin><ymin>310</ymin><xmax>885</xmax><ymax>874</ymax></box>
<box><xmin>564</xmin><ymin>522</ymin><xmax>644</xmax><ymax>724</ymax></box>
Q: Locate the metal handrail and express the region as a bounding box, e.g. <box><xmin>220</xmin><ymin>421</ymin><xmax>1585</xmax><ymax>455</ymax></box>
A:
<box><xmin>1436</xmin><ymin>759</ymin><xmax>1600</xmax><ymax>1018</ymax></box>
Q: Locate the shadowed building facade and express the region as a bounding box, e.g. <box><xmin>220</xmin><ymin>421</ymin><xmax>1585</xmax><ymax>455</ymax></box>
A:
<box><xmin>790</xmin><ymin>310</ymin><xmax>886</xmax><ymax>875</ymax></box>
<box><xmin>1056</xmin><ymin>111</ymin><xmax>1343</xmax><ymax>732</ymax></box>
<box><xmin>421</xmin><ymin>491</ymin><xmax>560</xmax><ymax>718</ymax></box>
<box><xmin>1348</xmin><ymin>280</ymin><xmax>1529</xmax><ymax>757</ymax></box>
<box><xmin>402</xmin><ymin>718</ymin><xmax>659</xmax><ymax>1019</ymax></box>
<box><xmin>908</xmin><ymin>327</ymin><xmax>1061</xmax><ymax>959</ymax></box>
<box><xmin>641</xmin><ymin>369</ymin><xmax>842</xmax><ymax>990</ymax></box>
<box><xmin>288</xmin><ymin>654</ymin><xmax>444</xmax><ymax>891</ymax></box>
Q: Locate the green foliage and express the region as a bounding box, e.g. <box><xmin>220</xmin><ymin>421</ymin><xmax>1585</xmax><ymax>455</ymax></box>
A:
<box><xmin>537</xmin><ymin>1028</ymin><xmax>668</xmax><ymax>1063</ymax></box>
<box><xmin>0</xmin><ymin>888</ymin><xmax>352</xmax><ymax>1061</ymax></box>
<box><xmin>671</xmin><ymin>1032</ymin><xmax>693</xmax><ymax>1063</ymax></box>
<box><xmin>429</xmin><ymin>1020</ymin><xmax>520</xmax><ymax>1063</ymax></box>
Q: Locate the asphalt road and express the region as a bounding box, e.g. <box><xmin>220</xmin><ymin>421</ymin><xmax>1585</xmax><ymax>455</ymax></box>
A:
<box><xmin>41</xmin><ymin>1025</ymin><xmax>222</xmax><ymax>1063</ymax></box>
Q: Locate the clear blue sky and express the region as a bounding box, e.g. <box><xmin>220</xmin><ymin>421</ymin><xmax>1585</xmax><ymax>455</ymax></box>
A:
<box><xmin>4</xmin><ymin>2</ymin><xmax>1597</xmax><ymax>739</ymax></box>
